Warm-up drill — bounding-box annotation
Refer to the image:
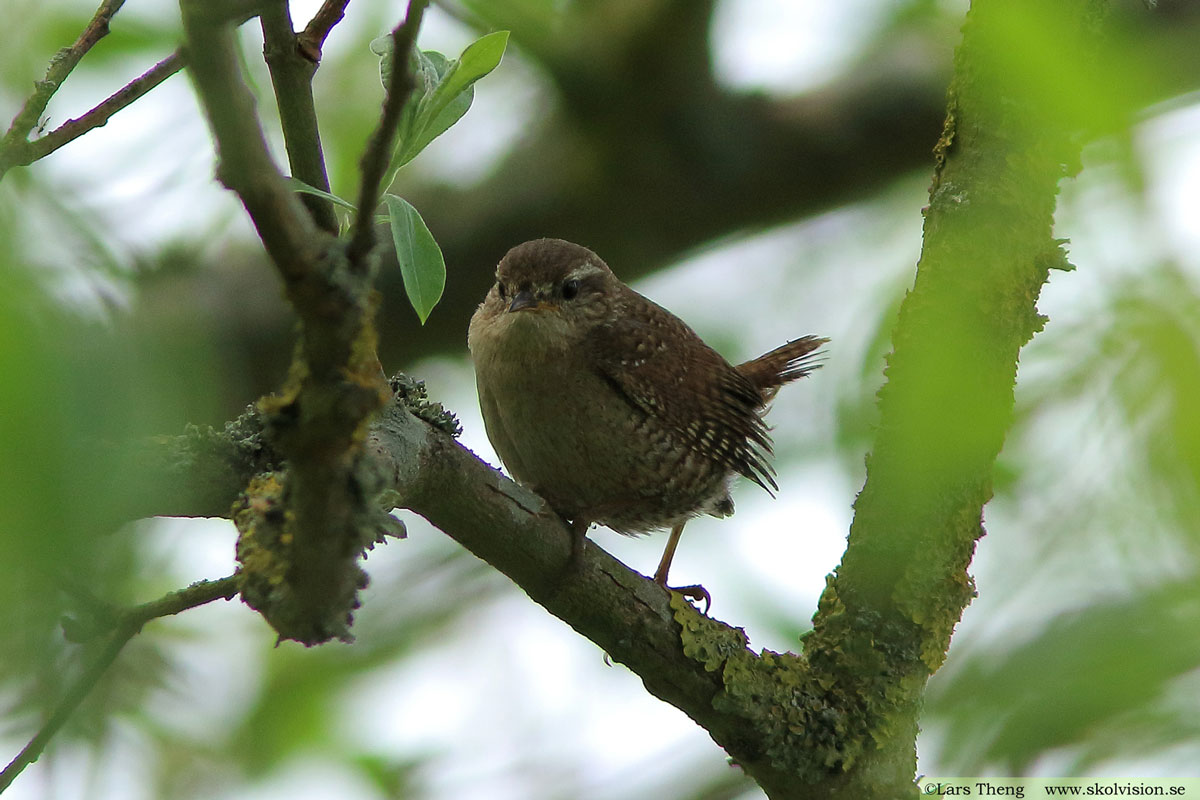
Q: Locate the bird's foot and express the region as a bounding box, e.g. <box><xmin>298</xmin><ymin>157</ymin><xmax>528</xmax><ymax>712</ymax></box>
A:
<box><xmin>660</xmin><ymin>581</ymin><xmax>712</xmax><ymax>615</ymax></box>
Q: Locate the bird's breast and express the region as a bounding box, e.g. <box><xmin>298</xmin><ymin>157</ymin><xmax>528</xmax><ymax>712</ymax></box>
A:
<box><xmin>469</xmin><ymin>312</ymin><xmax>731</xmax><ymax>533</ymax></box>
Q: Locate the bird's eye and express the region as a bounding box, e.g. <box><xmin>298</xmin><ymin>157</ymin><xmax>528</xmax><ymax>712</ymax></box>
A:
<box><xmin>561</xmin><ymin>279</ymin><xmax>580</xmax><ymax>300</ymax></box>
<box><xmin>497</xmin><ymin>282</ymin><xmax>507</xmax><ymax>299</ymax></box>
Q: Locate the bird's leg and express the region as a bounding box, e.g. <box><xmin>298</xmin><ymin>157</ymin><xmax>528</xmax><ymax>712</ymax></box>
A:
<box><xmin>548</xmin><ymin>517</ymin><xmax>591</xmax><ymax>598</ymax></box>
<box><xmin>567</xmin><ymin>517</ymin><xmax>590</xmax><ymax>570</ymax></box>
<box><xmin>653</xmin><ymin>522</ymin><xmax>711</xmax><ymax>614</ymax></box>
<box><xmin>652</xmin><ymin>523</ymin><xmax>684</xmax><ymax>585</ymax></box>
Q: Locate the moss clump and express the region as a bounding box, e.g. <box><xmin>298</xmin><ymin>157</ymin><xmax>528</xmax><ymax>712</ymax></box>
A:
<box><xmin>232</xmin><ymin>471</ymin><xmax>365</xmax><ymax>644</ymax></box>
<box><xmin>672</xmin><ymin>591</ymin><xmax>750</xmax><ymax>671</ymax></box>
<box><xmin>233</xmin><ymin>472</ymin><xmax>291</xmax><ymax>611</ymax></box>
<box><xmin>672</xmin><ymin>577</ymin><xmax>927</xmax><ymax>783</ymax></box>
<box><xmin>390</xmin><ymin>372</ymin><xmax>461</xmax><ymax>437</ymax></box>
<box><xmin>671</xmin><ymin>591</ymin><xmax>858</xmax><ymax>780</ymax></box>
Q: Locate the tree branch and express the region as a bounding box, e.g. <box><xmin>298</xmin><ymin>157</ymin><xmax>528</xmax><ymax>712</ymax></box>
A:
<box><xmin>298</xmin><ymin>0</ymin><xmax>353</xmax><ymax>61</ymax></box>
<box><xmin>0</xmin><ymin>0</ymin><xmax>128</xmax><ymax>177</ymax></box>
<box><xmin>346</xmin><ymin>0</ymin><xmax>428</xmax><ymax>267</ymax></box>
<box><xmin>180</xmin><ymin>0</ymin><xmax>325</xmax><ymax>281</ymax></box>
<box><xmin>365</xmin><ymin>401</ymin><xmax>818</xmax><ymax>796</ymax></box>
<box><xmin>0</xmin><ymin>576</ymin><xmax>239</xmax><ymax>793</ymax></box>
<box><xmin>10</xmin><ymin>51</ymin><xmax>187</xmax><ymax>171</ymax></box>
<box><xmin>126</xmin><ymin>385</ymin><xmax>866</xmax><ymax>795</ymax></box>
<box><xmin>117</xmin><ymin>409</ymin><xmax>282</xmax><ymax>521</ymax></box>
<box><xmin>260</xmin><ymin>1</ymin><xmax>339</xmax><ymax>234</ymax></box>
<box><xmin>180</xmin><ymin>0</ymin><xmax>415</xmax><ymax>645</ymax></box>
<box><xmin>795</xmin><ymin>0</ymin><xmax>1113</xmax><ymax>795</ymax></box>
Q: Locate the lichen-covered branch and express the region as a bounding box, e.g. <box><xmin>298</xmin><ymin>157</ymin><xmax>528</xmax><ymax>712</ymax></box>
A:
<box><xmin>120</xmin><ymin>406</ymin><xmax>280</xmax><ymax>520</ymax></box>
<box><xmin>180</xmin><ymin>0</ymin><xmax>396</xmax><ymax>644</ymax></box>
<box><xmin>123</xmin><ymin>388</ymin><xmax>850</xmax><ymax>794</ymax></box>
<box><xmin>366</xmin><ymin>399</ymin><xmax>823</xmax><ymax>797</ymax></box>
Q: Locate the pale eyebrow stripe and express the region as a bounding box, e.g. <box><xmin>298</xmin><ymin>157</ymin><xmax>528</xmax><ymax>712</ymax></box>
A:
<box><xmin>565</xmin><ymin>262</ymin><xmax>607</xmax><ymax>282</ymax></box>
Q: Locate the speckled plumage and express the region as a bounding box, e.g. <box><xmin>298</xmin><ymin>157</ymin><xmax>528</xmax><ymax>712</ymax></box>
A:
<box><xmin>468</xmin><ymin>239</ymin><xmax>825</xmax><ymax>585</ymax></box>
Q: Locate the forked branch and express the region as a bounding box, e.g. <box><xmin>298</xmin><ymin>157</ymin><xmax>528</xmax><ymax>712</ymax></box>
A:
<box><xmin>0</xmin><ymin>576</ymin><xmax>239</xmax><ymax>793</ymax></box>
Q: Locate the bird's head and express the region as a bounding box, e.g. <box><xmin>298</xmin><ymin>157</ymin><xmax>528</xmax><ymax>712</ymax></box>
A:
<box><xmin>481</xmin><ymin>238</ymin><xmax>620</xmax><ymax>337</ymax></box>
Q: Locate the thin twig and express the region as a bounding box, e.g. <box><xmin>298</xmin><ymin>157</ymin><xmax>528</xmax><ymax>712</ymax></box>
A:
<box><xmin>260</xmin><ymin>4</ymin><xmax>339</xmax><ymax>233</ymax></box>
<box><xmin>0</xmin><ymin>575</ymin><xmax>240</xmax><ymax>793</ymax></box>
<box><xmin>346</xmin><ymin>0</ymin><xmax>429</xmax><ymax>268</ymax></box>
<box><xmin>298</xmin><ymin>0</ymin><xmax>353</xmax><ymax>61</ymax></box>
<box><xmin>0</xmin><ymin>0</ymin><xmax>128</xmax><ymax>175</ymax></box>
<box><xmin>7</xmin><ymin>51</ymin><xmax>186</xmax><ymax>172</ymax></box>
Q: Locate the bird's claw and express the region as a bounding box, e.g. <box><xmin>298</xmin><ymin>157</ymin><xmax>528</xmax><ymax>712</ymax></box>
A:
<box><xmin>666</xmin><ymin>583</ymin><xmax>711</xmax><ymax>615</ymax></box>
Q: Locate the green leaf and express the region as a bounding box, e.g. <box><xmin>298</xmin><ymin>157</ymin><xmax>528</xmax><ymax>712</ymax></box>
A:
<box><xmin>369</xmin><ymin>34</ymin><xmax>391</xmax><ymax>64</ymax></box>
<box><xmin>450</xmin><ymin>30</ymin><xmax>511</xmax><ymax>90</ymax></box>
<box><xmin>286</xmin><ymin>177</ymin><xmax>357</xmax><ymax>211</ymax></box>
<box><xmin>395</xmin><ymin>82</ymin><xmax>472</xmax><ymax>167</ymax></box>
<box><xmin>384</xmin><ymin>194</ymin><xmax>445</xmax><ymax>325</ymax></box>
<box><xmin>371</xmin><ymin>31</ymin><xmax>510</xmax><ymax>169</ymax></box>
<box><xmin>392</xmin><ymin>50</ymin><xmax>456</xmax><ymax>167</ymax></box>
<box><xmin>406</xmin><ymin>31</ymin><xmax>509</xmax><ymax>163</ymax></box>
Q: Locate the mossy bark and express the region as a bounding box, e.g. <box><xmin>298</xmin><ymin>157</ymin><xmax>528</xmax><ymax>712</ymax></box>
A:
<box><xmin>796</xmin><ymin>0</ymin><xmax>1108</xmax><ymax>795</ymax></box>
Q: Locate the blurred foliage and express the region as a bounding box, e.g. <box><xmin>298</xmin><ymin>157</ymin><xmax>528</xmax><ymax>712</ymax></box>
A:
<box><xmin>0</xmin><ymin>196</ymin><xmax>224</xmax><ymax>767</ymax></box>
<box><xmin>924</xmin><ymin>261</ymin><xmax>1200</xmax><ymax>775</ymax></box>
<box><xmin>928</xmin><ymin>582</ymin><xmax>1200</xmax><ymax>773</ymax></box>
<box><xmin>3</xmin><ymin>0</ymin><xmax>1200</xmax><ymax>798</ymax></box>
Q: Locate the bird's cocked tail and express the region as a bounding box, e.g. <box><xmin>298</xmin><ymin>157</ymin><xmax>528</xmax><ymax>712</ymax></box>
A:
<box><xmin>737</xmin><ymin>335</ymin><xmax>829</xmax><ymax>402</ymax></box>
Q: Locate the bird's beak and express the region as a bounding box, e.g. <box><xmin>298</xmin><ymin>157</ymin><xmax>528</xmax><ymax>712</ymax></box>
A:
<box><xmin>508</xmin><ymin>289</ymin><xmax>554</xmax><ymax>313</ymax></box>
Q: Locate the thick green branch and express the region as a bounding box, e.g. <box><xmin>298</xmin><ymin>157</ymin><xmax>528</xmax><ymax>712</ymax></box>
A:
<box><xmin>260</xmin><ymin>1</ymin><xmax>339</xmax><ymax>234</ymax></box>
<box><xmin>180</xmin><ymin>0</ymin><xmax>326</xmax><ymax>281</ymax></box>
<box><xmin>801</xmin><ymin>0</ymin><xmax>1111</xmax><ymax>795</ymax></box>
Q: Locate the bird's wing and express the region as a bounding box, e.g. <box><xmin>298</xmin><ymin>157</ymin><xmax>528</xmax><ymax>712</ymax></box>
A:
<box><xmin>587</xmin><ymin>293</ymin><xmax>777</xmax><ymax>492</ymax></box>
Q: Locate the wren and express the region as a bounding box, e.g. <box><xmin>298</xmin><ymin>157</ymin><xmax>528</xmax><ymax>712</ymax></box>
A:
<box><xmin>467</xmin><ymin>238</ymin><xmax>826</xmax><ymax>608</ymax></box>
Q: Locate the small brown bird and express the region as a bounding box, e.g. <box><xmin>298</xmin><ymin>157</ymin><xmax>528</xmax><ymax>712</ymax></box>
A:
<box><xmin>468</xmin><ymin>239</ymin><xmax>826</xmax><ymax>607</ymax></box>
